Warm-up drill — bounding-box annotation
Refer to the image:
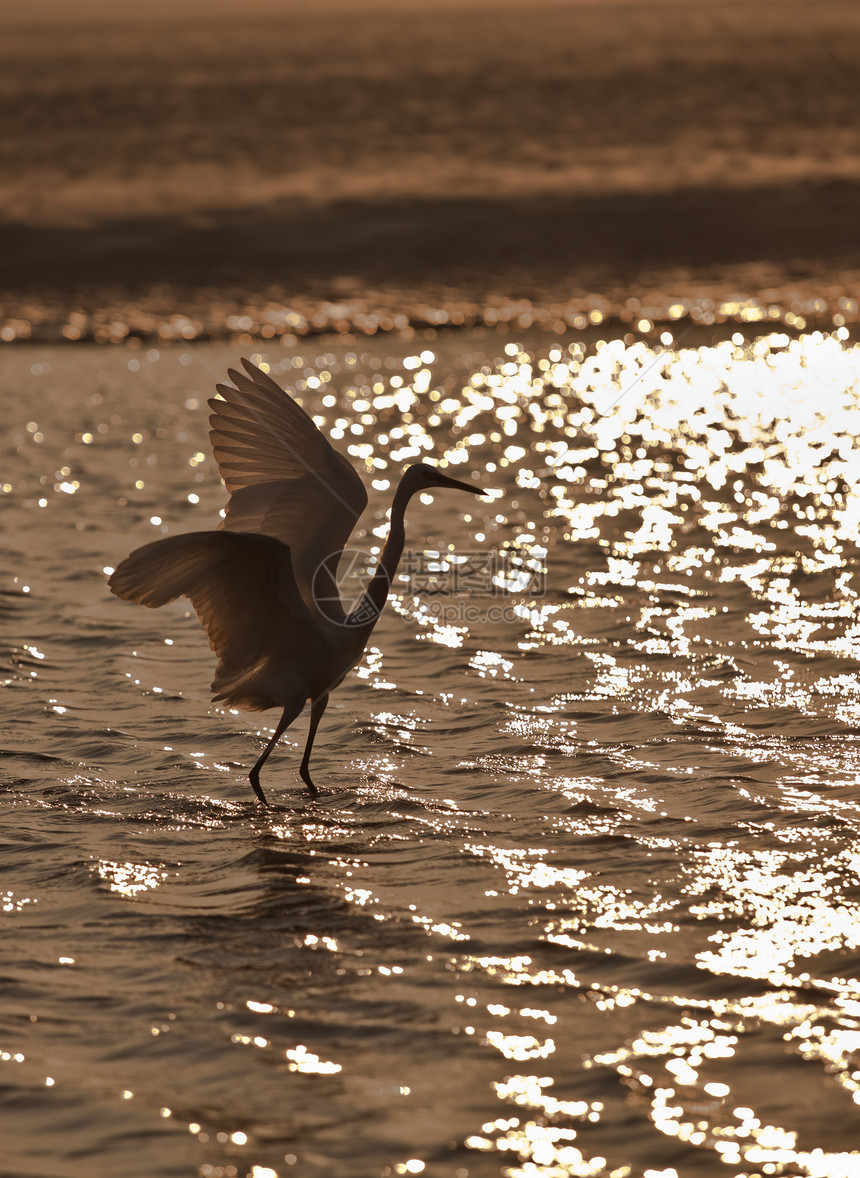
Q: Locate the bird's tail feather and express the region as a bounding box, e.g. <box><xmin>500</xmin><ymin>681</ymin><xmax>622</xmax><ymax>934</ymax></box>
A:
<box><xmin>211</xmin><ymin>658</ymin><xmax>274</xmax><ymax>710</ymax></box>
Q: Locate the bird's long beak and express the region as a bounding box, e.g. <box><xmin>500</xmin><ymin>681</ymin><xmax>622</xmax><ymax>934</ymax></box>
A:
<box><xmin>433</xmin><ymin>472</ymin><xmax>486</xmax><ymax>495</ymax></box>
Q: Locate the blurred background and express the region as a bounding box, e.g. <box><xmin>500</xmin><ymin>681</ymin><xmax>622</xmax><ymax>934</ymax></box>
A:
<box><xmin>7</xmin><ymin>7</ymin><xmax>860</xmax><ymax>1177</ymax></box>
<box><xmin>3</xmin><ymin>0</ymin><xmax>859</xmax><ymax>339</ymax></box>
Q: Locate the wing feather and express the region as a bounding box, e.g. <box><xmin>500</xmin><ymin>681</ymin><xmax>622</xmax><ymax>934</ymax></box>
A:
<box><xmin>209</xmin><ymin>359</ymin><xmax>367</xmax><ymax>614</ymax></box>
<box><xmin>108</xmin><ymin>531</ymin><xmax>313</xmax><ymax>710</ymax></box>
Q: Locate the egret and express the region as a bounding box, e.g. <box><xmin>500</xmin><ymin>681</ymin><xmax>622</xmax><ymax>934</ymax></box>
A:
<box><xmin>108</xmin><ymin>358</ymin><xmax>484</xmax><ymax>803</ymax></box>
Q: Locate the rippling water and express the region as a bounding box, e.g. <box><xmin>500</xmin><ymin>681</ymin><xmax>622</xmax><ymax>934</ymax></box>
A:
<box><xmin>4</xmin><ymin>329</ymin><xmax>860</xmax><ymax>1178</ymax></box>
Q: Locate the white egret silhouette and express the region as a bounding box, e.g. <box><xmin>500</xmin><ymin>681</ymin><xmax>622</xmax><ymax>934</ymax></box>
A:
<box><xmin>109</xmin><ymin>359</ymin><xmax>484</xmax><ymax>803</ymax></box>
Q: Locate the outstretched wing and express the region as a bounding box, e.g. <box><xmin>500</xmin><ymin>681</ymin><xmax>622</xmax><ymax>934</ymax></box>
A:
<box><xmin>209</xmin><ymin>359</ymin><xmax>367</xmax><ymax>616</ymax></box>
<box><xmin>108</xmin><ymin>531</ymin><xmax>313</xmax><ymax>711</ymax></box>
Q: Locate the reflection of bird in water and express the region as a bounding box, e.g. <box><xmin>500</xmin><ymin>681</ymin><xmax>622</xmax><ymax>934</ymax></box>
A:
<box><xmin>109</xmin><ymin>359</ymin><xmax>484</xmax><ymax>804</ymax></box>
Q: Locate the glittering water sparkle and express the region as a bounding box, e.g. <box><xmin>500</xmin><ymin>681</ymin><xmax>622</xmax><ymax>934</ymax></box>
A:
<box><xmin>3</xmin><ymin>329</ymin><xmax>860</xmax><ymax>1177</ymax></box>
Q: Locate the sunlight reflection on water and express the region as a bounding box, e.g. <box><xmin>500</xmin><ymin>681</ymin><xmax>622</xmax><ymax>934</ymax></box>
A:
<box><xmin>4</xmin><ymin>328</ymin><xmax>860</xmax><ymax>1176</ymax></box>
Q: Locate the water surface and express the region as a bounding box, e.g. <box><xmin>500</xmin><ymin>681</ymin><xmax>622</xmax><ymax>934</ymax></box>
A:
<box><xmin>3</xmin><ymin>330</ymin><xmax>860</xmax><ymax>1177</ymax></box>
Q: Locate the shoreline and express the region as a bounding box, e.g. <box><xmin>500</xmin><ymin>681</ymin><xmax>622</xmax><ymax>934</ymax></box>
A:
<box><xmin>2</xmin><ymin>180</ymin><xmax>858</xmax><ymax>345</ymax></box>
<box><xmin>2</xmin><ymin>287</ymin><xmax>855</xmax><ymax>348</ymax></box>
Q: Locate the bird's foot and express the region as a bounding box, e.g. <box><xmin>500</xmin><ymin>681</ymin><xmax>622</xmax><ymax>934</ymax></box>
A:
<box><xmin>248</xmin><ymin>769</ymin><xmax>270</xmax><ymax>806</ymax></box>
<box><xmin>300</xmin><ymin>767</ymin><xmax>319</xmax><ymax>799</ymax></box>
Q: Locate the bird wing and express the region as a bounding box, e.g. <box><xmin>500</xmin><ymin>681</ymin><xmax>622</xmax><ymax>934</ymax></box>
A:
<box><xmin>108</xmin><ymin>531</ymin><xmax>314</xmax><ymax>710</ymax></box>
<box><xmin>209</xmin><ymin>359</ymin><xmax>368</xmax><ymax>617</ymax></box>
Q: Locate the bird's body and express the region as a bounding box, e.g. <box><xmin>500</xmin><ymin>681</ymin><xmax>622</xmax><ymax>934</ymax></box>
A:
<box><xmin>108</xmin><ymin>359</ymin><xmax>483</xmax><ymax>803</ymax></box>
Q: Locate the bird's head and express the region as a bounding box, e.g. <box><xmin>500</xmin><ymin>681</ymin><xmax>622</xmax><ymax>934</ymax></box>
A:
<box><xmin>406</xmin><ymin>462</ymin><xmax>486</xmax><ymax>497</ymax></box>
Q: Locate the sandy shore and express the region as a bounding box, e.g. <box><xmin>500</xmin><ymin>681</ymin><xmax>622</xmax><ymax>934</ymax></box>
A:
<box><xmin>2</xmin><ymin>0</ymin><xmax>859</xmax><ymax>337</ymax></box>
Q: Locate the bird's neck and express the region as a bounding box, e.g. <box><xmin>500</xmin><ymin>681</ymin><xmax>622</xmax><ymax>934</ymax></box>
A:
<box><xmin>347</xmin><ymin>480</ymin><xmax>411</xmax><ymax>632</ymax></box>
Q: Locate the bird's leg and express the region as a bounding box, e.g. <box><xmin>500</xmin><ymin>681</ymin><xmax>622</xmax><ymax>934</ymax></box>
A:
<box><xmin>249</xmin><ymin>703</ymin><xmax>299</xmax><ymax>805</ymax></box>
<box><xmin>300</xmin><ymin>693</ymin><xmax>329</xmax><ymax>797</ymax></box>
